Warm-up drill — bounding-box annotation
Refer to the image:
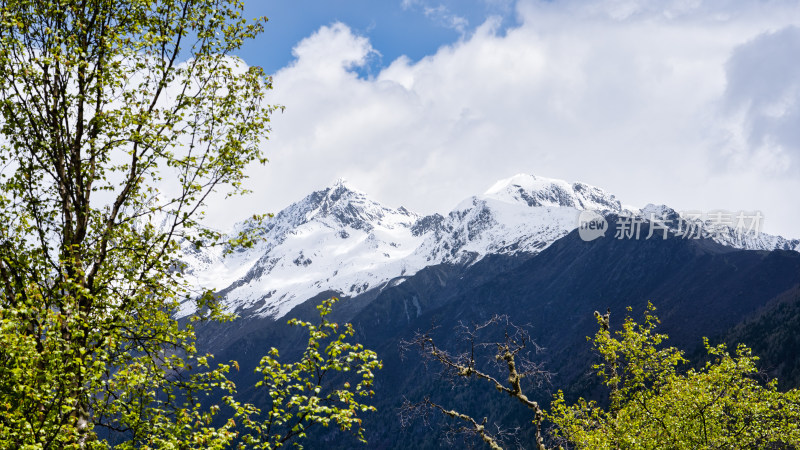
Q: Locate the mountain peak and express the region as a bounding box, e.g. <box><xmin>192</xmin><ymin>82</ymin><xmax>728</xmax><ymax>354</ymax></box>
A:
<box><xmin>323</xmin><ymin>177</ymin><xmax>363</xmax><ymax>197</ymax></box>
<box><xmin>330</xmin><ymin>177</ymin><xmax>355</xmax><ymax>189</ymax></box>
<box><xmin>482</xmin><ymin>173</ymin><xmax>623</xmax><ymax>211</ymax></box>
<box><xmin>484</xmin><ymin>173</ymin><xmax>550</xmax><ymax>195</ymax></box>
<box><xmin>293</xmin><ymin>178</ymin><xmax>419</xmax><ymax>233</ymax></box>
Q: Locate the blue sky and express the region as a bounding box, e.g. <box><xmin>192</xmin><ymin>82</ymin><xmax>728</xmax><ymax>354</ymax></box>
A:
<box><xmin>237</xmin><ymin>0</ymin><xmax>517</xmax><ymax>75</ymax></box>
<box><xmin>205</xmin><ymin>0</ymin><xmax>800</xmax><ymax>237</ymax></box>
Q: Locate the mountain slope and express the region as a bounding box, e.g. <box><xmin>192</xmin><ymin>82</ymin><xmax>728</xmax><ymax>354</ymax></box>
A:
<box><xmin>714</xmin><ymin>284</ymin><xmax>800</xmax><ymax>389</ymax></box>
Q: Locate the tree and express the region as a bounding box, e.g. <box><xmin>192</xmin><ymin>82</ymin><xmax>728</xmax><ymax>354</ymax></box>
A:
<box><xmin>403</xmin><ymin>306</ymin><xmax>800</xmax><ymax>450</ymax></box>
<box><xmin>400</xmin><ymin>315</ymin><xmax>550</xmax><ymax>450</ymax></box>
<box><xmin>238</xmin><ymin>298</ymin><xmax>382</xmax><ymax>449</ymax></box>
<box><xmin>0</xmin><ymin>1</ymin><xmax>379</xmax><ymax>448</ymax></box>
<box><xmin>550</xmin><ymin>304</ymin><xmax>800</xmax><ymax>449</ymax></box>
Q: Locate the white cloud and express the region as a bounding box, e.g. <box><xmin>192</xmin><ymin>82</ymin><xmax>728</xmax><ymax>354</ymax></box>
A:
<box><xmin>284</xmin><ymin>22</ymin><xmax>379</xmax><ymax>80</ymax></box>
<box><xmin>210</xmin><ymin>1</ymin><xmax>800</xmax><ymax>237</ymax></box>
<box><xmin>401</xmin><ymin>0</ymin><xmax>470</xmax><ymax>33</ymax></box>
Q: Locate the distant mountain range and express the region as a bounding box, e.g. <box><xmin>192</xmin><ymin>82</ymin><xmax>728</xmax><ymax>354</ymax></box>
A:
<box><xmin>177</xmin><ymin>174</ymin><xmax>800</xmax><ymax>447</ymax></box>
<box><xmin>179</xmin><ymin>173</ymin><xmax>799</xmax><ymax>321</ymax></box>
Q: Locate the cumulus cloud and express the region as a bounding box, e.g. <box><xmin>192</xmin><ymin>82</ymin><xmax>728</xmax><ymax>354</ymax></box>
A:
<box><xmin>283</xmin><ymin>22</ymin><xmax>379</xmax><ymax>80</ymax></box>
<box><xmin>209</xmin><ymin>0</ymin><xmax>800</xmax><ymax>237</ymax></box>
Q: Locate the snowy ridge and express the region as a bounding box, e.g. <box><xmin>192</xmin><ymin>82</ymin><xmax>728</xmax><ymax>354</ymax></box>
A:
<box><xmin>411</xmin><ymin>174</ymin><xmax>630</xmax><ymax>266</ymax></box>
<box><xmin>484</xmin><ymin>174</ymin><xmax>624</xmax><ymax>211</ymax></box>
<box><xmin>639</xmin><ymin>204</ymin><xmax>800</xmax><ymax>252</ymax></box>
<box><xmin>177</xmin><ymin>174</ymin><xmax>799</xmax><ymax>319</ymax></box>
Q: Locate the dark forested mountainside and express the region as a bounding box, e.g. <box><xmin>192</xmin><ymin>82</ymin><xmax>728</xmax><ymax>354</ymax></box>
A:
<box><xmin>714</xmin><ymin>284</ymin><xmax>800</xmax><ymax>390</ymax></box>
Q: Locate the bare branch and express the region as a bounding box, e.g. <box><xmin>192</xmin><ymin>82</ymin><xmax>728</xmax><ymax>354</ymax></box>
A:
<box><xmin>399</xmin><ymin>315</ymin><xmax>551</xmax><ymax>450</ymax></box>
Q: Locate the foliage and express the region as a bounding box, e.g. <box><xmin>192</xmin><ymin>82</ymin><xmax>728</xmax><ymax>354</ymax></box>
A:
<box><xmin>236</xmin><ymin>298</ymin><xmax>382</xmax><ymax>449</ymax></box>
<box><xmin>0</xmin><ymin>1</ymin><xmax>379</xmax><ymax>448</ymax></box>
<box><xmin>550</xmin><ymin>304</ymin><xmax>800</xmax><ymax>449</ymax></box>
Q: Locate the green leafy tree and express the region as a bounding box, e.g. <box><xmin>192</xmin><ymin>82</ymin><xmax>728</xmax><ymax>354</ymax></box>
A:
<box><xmin>238</xmin><ymin>298</ymin><xmax>382</xmax><ymax>449</ymax></box>
<box><xmin>0</xmin><ymin>1</ymin><xmax>379</xmax><ymax>448</ymax></box>
<box><xmin>550</xmin><ymin>304</ymin><xmax>800</xmax><ymax>449</ymax></box>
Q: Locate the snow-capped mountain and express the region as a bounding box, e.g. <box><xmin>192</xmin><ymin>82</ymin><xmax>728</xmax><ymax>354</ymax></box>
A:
<box><xmin>178</xmin><ymin>179</ymin><xmax>424</xmax><ymax>318</ymax></box>
<box><xmin>639</xmin><ymin>204</ymin><xmax>800</xmax><ymax>252</ymax></box>
<box><xmin>177</xmin><ymin>174</ymin><xmax>799</xmax><ymax>320</ymax></box>
<box><xmin>409</xmin><ymin>174</ymin><xmax>631</xmax><ymax>266</ymax></box>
